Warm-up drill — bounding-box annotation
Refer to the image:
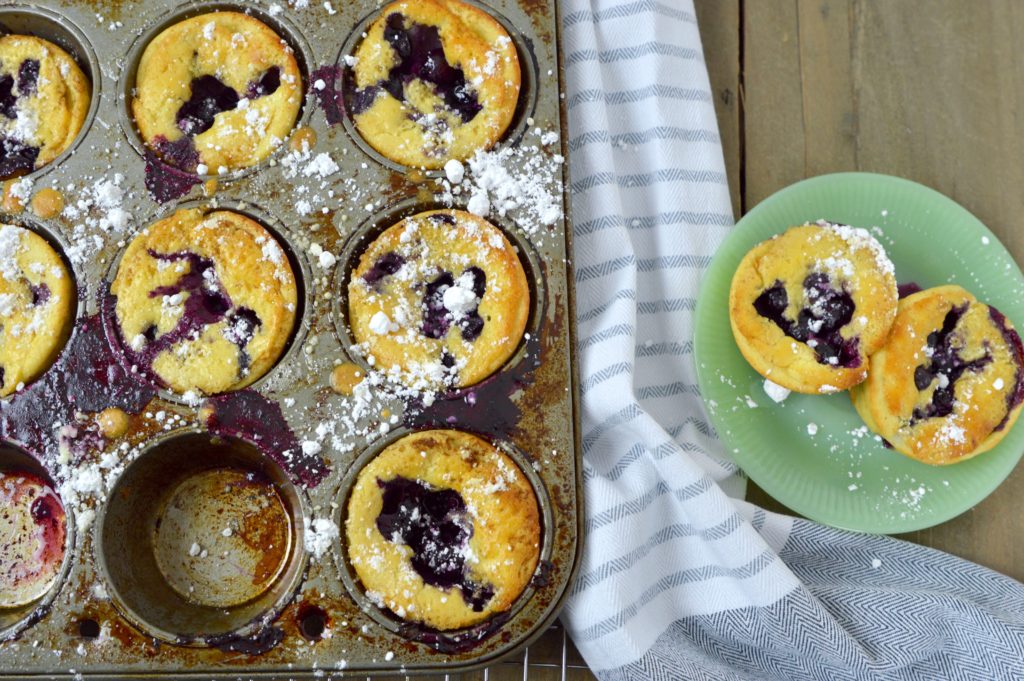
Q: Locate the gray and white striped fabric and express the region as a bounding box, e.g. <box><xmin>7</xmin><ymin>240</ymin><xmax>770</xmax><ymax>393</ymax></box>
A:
<box><xmin>558</xmin><ymin>1</ymin><xmax>1024</xmax><ymax>679</ymax></box>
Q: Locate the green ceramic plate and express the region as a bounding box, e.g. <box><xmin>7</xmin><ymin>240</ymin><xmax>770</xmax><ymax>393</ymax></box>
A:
<box><xmin>694</xmin><ymin>172</ymin><xmax>1024</xmax><ymax>533</ymax></box>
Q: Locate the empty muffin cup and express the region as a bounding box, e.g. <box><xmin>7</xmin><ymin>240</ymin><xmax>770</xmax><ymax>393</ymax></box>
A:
<box><xmin>0</xmin><ymin>442</ymin><xmax>73</xmax><ymax>639</ymax></box>
<box><xmin>95</xmin><ymin>430</ymin><xmax>307</xmax><ymax>645</ymax></box>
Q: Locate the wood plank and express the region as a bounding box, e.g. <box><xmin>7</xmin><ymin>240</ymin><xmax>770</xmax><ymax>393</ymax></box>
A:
<box><xmin>694</xmin><ymin>0</ymin><xmax>742</xmax><ymax>217</ymax></box>
<box><xmin>740</xmin><ymin>0</ymin><xmax>1024</xmax><ymax>580</ymax></box>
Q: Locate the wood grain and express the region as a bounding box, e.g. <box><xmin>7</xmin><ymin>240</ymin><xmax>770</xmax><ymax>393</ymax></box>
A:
<box><xmin>695</xmin><ymin>0</ymin><xmax>742</xmax><ymax>218</ymax></box>
<box><xmin>702</xmin><ymin>0</ymin><xmax>1024</xmax><ymax>580</ymax></box>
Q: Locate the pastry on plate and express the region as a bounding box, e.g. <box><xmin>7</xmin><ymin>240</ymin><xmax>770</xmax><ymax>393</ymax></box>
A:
<box><xmin>0</xmin><ymin>34</ymin><xmax>91</xmax><ymax>178</ymax></box>
<box><xmin>729</xmin><ymin>220</ymin><xmax>898</xmax><ymax>394</ymax></box>
<box><xmin>0</xmin><ymin>224</ymin><xmax>76</xmax><ymax>397</ymax></box>
<box><xmin>347</xmin><ymin>209</ymin><xmax>529</xmax><ymax>391</ymax></box>
<box><xmin>111</xmin><ymin>207</ymin><xmax>297</xmax><ymax>395</ymax></box>
<box><xmin>347</xmin><ymin>0</ymin><xmax>521</xmax><ymax>168</ymax></box>
<box><xmin>132</xmin><ymin>12</ymin><xmax>303</xmax><ymax>173</ymax></box>
<box><xmin>346</xmin><ymin>429</ymin><xmax>541</xmax><ymax>630</ymax></box>
<box><xmin>850</xmin><ymin>285</ymin><xmax>1024</xmax><ymax>465</ymax></box>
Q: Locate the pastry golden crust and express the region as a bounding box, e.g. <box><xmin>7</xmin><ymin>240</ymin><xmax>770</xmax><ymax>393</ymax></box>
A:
<box><xmin>0</xmin><ymin>224</ymin><xmax>75</xmax><ymax>397</ymax></box>
<box><xmin>111</xmin><ymin>208</ymin><xmax>297</xmax><ymax>395</ymax></box>
<box><xmin>346</xmin><ymin>429</ymin><xmax>541</xmax><ymax>630</ymax></box>
<box><xmin>850</xmin><ymin>285</ymin><xmax>1024</xmax><ymax>465</ymax></box>
<box><xmin>348</xmin><ymin>209</ymin><xmax>529</xmax><ymax>391</ymax></box>
<box><xmin>0</xmin><ymin>35</ymin><xmax>91</xmax><ymax>178</ymax></box>
<box><xmin>729</xmin><ymin>221</ymin><xmax>898</xmax><ymax>394</ymax></box>
<box><xmin>349</xmin><ymin>0</ymin><xmax>521</xmax><ymax>168</ymax></box>
<box><xmin>132</xmin><ymin>12</ymin><xmax>303</xmax><ymax>173</ymax></box>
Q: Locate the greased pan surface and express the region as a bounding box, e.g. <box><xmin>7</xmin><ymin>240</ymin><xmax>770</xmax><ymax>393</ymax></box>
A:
<box><xmin>0</xmin><ymin>0</ymin><xmax>580</xmax><ymax>676</ymax></box>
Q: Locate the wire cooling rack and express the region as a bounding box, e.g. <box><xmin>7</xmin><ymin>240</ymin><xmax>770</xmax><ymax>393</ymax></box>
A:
<box><xmin>366</xmin><ymin>622</ymin><xmax>594</xmax><ymax>680</ymax></box>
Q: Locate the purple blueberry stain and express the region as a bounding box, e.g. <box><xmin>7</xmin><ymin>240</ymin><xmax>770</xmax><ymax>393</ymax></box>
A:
<box><xmin>988</xmin><ymin>305</ymin><xmax>1024</xmax><ymax>431</ymax></box>
<box><xmin>0</xmin><ymin>60</ymin><xmax>46</xmax><ymax>177</ymax></box>
<box><xmin>246</xmin><ymin>66</ymin><xmax>281</xmax><ymax>99</ymax></box>
<box><xmin>176</xmin><ymin>75</ymin><xmax>240</xmax><ymax>136</ymax></box>
<box><xmin>147</xmin><ymin>64</ymin><xmax>288</xmax><ymax>194</ymax></box>
<box><xmin>421</xmin><ymin>267</ymin><xmax>486</xmax><ymax>342</ymax></box>
<box><xmin>910</xmin><ymin>304</ymin><xmax>992</xmax><ymax>424</ymax></box>
<box><xmin>362</xmin><ymin>251</ymin><xmax>406</xmax><ymax>287</ymax></box>
<box><xmin>351</xmin><ymin>13</ymin><xmax>482</xmax><ymax>122</ymax></box>
<box><xmin>0</xmin><ymin>73</ymin><xmax>17</xmax><ymax>119</ymax></box>
<box><xmin>17</xmin><ymin>60</ymin><xmax>39</xmax><ymax>96</ymax></box>
<box><xmin>311</xmin><ymin>65</ymin><xmax>346</xmax><ymax>125</ymax></box>
<box><xmin>422</xmin><ymin>271</ymin><xmax>456</xmax><ymax>339</ymax></box>
<box><xmin>123</xmin><ymin>250</ymin><xmax>262</xmax><ymax>383</ymax></box>
<box><xmin>753</xmin><ymin>273</ymin><xmax>860</xmax><ymax>369</ymax></box>
<box><xmin>144</xmin><ymin>149</ymin><xmax>201</xmax><ymax>203</ymax></box>
<box><xmin>376</xmin><ymin>476</ymin><xmax>495</xmax><ymax>611</ymax></box>
<box><xmin>0</xmin><ymin>137</ymin><xmax>40</xmax><ymax>178</ymax></box>
<box><xmin>29</xmin><ymin>283</ymin><xmax>50</xmax><ymax>307</ymax></box>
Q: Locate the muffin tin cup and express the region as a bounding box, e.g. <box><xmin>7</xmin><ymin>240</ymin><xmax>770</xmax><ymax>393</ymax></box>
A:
<box><xmin>334</xmin><ymin>0</ymin><xmax>541</xmax><ymax>175</ymax></box>
<box><xmin>0</xmin><ymin>442</ymin><xmax>76</xmax><ymax>642</ymax></box>
<box><xmin>331</xmin><ymin>196</ymin><xmax>548</xmax><ymax>392</ymax></box>
<box><xmin>334</xmin><ymin>425</ymin><xmax>555</xmax><ymax>646</ymax></box>
<box><xmin>93</xmin><ymin>428</ymin><xmax>309</xmax><ymax>645</ymax></box>
<box><xmin>0</xmin><ymin>214</ymin><xmax>86</xmax><ymax>401</ymax></box>
<box><xmin>99</xmin><ymin>198</ymin><xmax>314</xmax><ymax>405</ymax></box>
<box><xmin>116</xmin><ymin>0</ymin><xmax>317</xmax><ymax>186</ymax></box>
<box><xmin>0</xmin><ymin>5</ymin><xmax>101</xmax><ymax>183</ymax></box>
<box><xmin>0</xmin><ymin>0</ymin><xmax>581</xmax><ymax>676</ymax></box>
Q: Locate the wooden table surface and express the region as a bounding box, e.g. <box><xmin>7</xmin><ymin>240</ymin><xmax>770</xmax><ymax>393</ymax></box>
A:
<box><xmin>697</xmin><ymin>0</ymin><xmax>1024</xmax><ymax>582</ymax></box>
<box><xmin>444</xmin><ymin>2</ymin><xmax>1024</xmax><ymax>679</ymax></box>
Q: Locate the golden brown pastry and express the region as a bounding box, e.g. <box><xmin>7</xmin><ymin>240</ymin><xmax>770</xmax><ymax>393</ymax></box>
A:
<box><xmin>111</xmin><ymin>208</ymin><xmax>297</xmax><ymax>395</ymax></box>
<box><xmin>729</xmin><ymin>221</ymin><xmax>898</xmax><ymax>394</ymax></box>
<box><xmin>346</xmin><ymin>429</ymin><xmax>541</xmax><ymax>630</ymax></box>
<box><xmin>347</xmin><ymin>0</ymin><xmax>521</xmax><ymax>168</ymax></box>
<box><xmin>851</xmin><ymin>285</ymin><xmax>1024</xmax><ymax>465</ymax></box>
<box><xmin>348</xmin><ymin>209</ymin><xmax>529</xmax><ymax>391</ymax></box>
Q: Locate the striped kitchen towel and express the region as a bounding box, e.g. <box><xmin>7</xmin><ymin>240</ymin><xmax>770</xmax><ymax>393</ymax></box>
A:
<box><xmin>558</xmin><ymin>1</ymin><xmax>1024</xmax><ymax>679</ymax></box>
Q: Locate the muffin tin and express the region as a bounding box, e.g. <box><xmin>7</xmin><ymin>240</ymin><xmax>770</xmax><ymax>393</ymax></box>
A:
<box><xmin>0</xmin><ymin>0</ymin><xmax>579</xmax><ymax>677</ymax></box>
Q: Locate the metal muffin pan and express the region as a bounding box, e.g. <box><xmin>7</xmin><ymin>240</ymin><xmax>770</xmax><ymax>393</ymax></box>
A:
<box><xmin>0</xmin><ymin>0</ymin><xmax>580</xmax><ymax>677</ymax></box>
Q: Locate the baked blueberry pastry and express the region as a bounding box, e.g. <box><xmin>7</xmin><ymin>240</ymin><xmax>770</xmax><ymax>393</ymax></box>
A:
<box><xmin>132</xmin><ymin>12</ymin><xmax>303</xmax><ymax>174</ymax></box>
<box><xmin>0</xmin><ymin>224</ymin><xmax>75</xmax><ymax>397</ymax></box>
<box><xmin>111</xmin><ymin>208</ymin><xmax>297</xmax><ymax>395</ymax></box>
<box><xmin>851</xmin><ymin>285</ymin><xmax>1024</xmax><ymax>465</ymax></box>
<box><xmin>346</xmin><ymin>429</ymin><xmax>540</xmax><ymax>630</ymax></box>
<box><xmin>0</xmin><ymin>35</ymin><xmax>91</xmax><ymax>178</ymax></box>
<box><xmin>0</xmin><ymin>471</ymin><xmax>66</xmax><ymax>609</ymax></box>
<box><xmin>347</xmin><ymin>0</ymin><xmax>521</xmax><ymax>168</ymax></box>
<box><xmin>729</xmin><ymin>221</ymin><xmax>898</xmax><ymax>394</ymax></box>
<box><xmin>347</xmin><ymin>209</ymin><xmax>529</xmax><ymax>391</ymax></box>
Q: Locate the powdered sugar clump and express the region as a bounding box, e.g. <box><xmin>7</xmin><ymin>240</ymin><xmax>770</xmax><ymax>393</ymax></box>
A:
<box><xmin>436</xmin><ymin>129</ymin><xmax>564</xmax><ymax>238</ymax></box>
<box><xmin>762</xmin><ymin>378</ymin><xmax>790</xmax><ymax>403</ymax></box>
<box><xmin>304</xmin><ymin>517</ymin><xmax>340</xmax><ymax>559</ymax></box>
<box><xmin>814</xmin><ymin>219</ymin><xmax>895</xmax><ymax>277</ymax></box>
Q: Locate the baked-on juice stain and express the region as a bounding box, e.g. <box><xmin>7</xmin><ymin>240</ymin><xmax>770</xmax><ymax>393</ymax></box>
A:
<box><xmin>753</xmin><ymin>272</ymin><xmax>861</xmax><ymax>369</ymax></box>
<box><xmin>204</xmin><ymin>390</ymin><xmax>329</xmax><ymax>488</ymax></box>
<box><xmin>0</xmin><ymin>287</ymin><xmax>328</xmax><ymax>492</ymax></box>
<box><xmin>1</xmin><ymin>313</ymin><xmax>156</xmax><ymax>460</ymax></box>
